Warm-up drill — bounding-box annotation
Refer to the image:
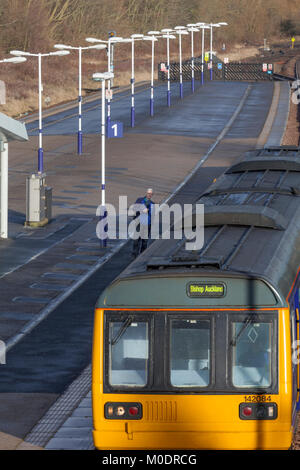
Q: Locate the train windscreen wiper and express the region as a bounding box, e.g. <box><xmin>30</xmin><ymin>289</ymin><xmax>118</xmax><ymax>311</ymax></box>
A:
<box><xmin>110</xmin><ymin>316</ymin><xmax>133</xmax><ymax>346</ymax></box>
<box><xmin>230</xmin><ymin>314</ymin><xmax>257</xmax><ymax>347</ymax></box>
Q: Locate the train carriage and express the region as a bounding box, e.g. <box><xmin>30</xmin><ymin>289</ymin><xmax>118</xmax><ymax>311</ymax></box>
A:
<box><xmin>92</xmin><ymin>147</ymin><xmax>300</xmax><ymax>450</ymax></box>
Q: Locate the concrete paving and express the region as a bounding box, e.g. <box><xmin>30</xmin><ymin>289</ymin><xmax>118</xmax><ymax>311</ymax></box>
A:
<box><xmin>0</xmin><ymin>78</ymin><xmax>289</xmax><ymax>450</ymax></box>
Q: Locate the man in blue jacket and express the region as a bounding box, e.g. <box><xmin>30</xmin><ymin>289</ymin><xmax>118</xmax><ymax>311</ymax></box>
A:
<box><xmin>131</xmin><ymin>188</ymin><xmax>155</xmax><ymax>257</ymax></box>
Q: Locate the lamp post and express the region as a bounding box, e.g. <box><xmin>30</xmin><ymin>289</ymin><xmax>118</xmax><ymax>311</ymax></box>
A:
<box><xmin>54</xmin><ymin>44</ymin><xmax>106</xmax><ymax>155</ymax></box>
<box><xmin>174</xmin><ymin>26</ymin><xmax>189</xmax><ymax>99</ymax></box>
<box><xmin>147</xmin><ymin>31</ymin><xmax>160</xmax><ymax>117</ymax></box>
<box><xmin>187</xmin><ymin>24</ymin><xmax>199</xmax><ymax>93</ymax></box>
<box><xmin>196</xmin><ymin>23</ymin><xmax>210</xmax><ymax>85</ymax></box>
<box><xmin>161</xmin><ymin>29</ymin><xmax>176</xmax><ymax>107</ymax></box>
<box><xmin>92</xmin><ymin>71</ymin><xmax>114</xmax><ymax>247</ymax></box>
<box><xmin>209</xmin><ymin>23</ymin><xmax>220</xmax><ymax>80</ymax></box>
<box><xmin>208</xmin><ymin>22</ymin><xmax>228</xmax><ymax>80</ymax></box>
<box><xmin>127</xmin><ymin>34</ymin><xmax>154</xmax><ymax>126</ymax></box>
<box><xmin>130</xmin><ymin>34</ymin><xmax>144</xmax><ymax>127</ymax></box>
<box><xmin>10</xmin><ymin>49</ymin><xmax>70</xmax><ymax>173</ymax></box>
<box><xmin>86</xmin><ymin>36</ymin><xmax>124</xmax><ymax>127</ymax></box>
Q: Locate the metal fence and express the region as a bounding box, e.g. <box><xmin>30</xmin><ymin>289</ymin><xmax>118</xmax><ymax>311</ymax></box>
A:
<box><xmin>158</xmin><ymin>60</ymin><xmax>273</xmax><ymax>82</ymax></box>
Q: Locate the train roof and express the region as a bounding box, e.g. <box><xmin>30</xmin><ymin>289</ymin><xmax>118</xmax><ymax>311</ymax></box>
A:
<box><xmin>98</xmin><ymin>147</ymin><xmax>300</xmax><ymax>309</ymax></box>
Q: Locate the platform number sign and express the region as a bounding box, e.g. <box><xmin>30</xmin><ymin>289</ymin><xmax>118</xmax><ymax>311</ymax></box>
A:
<box><xmin>107</xmin><ymin>121</ymin><xmax>123</xmax><ymax>138</ymax></box>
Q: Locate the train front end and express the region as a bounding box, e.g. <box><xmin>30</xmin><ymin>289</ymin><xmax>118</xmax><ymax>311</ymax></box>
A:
<box><xmin>92</xmin><ymin>275</ymin><xmax>295</xmax><ymax>450</ymax></box>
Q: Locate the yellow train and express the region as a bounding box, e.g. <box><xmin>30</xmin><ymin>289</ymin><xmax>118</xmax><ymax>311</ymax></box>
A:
<box><xmin>92</xmin><ymin>148</ymin><xmax>300</xmax><ymax>450</ymax></box>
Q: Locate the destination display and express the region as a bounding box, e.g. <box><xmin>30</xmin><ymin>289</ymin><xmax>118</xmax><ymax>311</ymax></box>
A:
<box><xmin>187</xmin><ymin>282</ymin><xmax>226</xmax><ymax>298</ymax></box>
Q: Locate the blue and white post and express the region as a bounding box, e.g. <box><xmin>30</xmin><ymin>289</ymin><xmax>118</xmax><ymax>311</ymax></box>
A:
<box><xmin>201</xmin><ymin>26</ymin><xmax>205</xmax><ymax>85</ymax></box>
<box><xmin>195</xmin><ymin>23</ymin><xmax>207</xmax><ymax>85</ymax></box>
<box><xmin>131</xmin><ymin>37</ymin><xmax>135</xmax><ymax>127</ymax></box>
<box><xmin>147</xmin><ymin>32</ymin><xmax>159</xmax><ymax>117</ymax></box>
<box><xmin>78</xmin><ymin>47</ymin><xmax>83</xmax><ymax>154</ymax></box>
<box><xmin>38</xmin><ymin>53</ymin><xmax>43</xmax><ymax>173</ymax></box>
<box><xmin>209</xmin><ymin>23</ymin><xmax>221</xmax><ymax>81</ymax></box>
<box><xmin>101</xmin><ymin>77</ymin><xmax>106</xmax><ymax>246</ymax></box>
<box><xmin>150</xmin><ymin>35</ymin><xmax>155</xmax><ymax>116</ymax></box>
<box><xmin>179</xmin><ymin>31</ymin><xmax>183</xmax><ymax>98</ymax></box>
<box><xmin>10</xmin><ymin>49</ymin><xmax>70</xmax><ymax>173</ymax></box>
<box><xmin>167</xmin><ymin>34</ymin><xmax>171</xmax><ymax>106</ymax></box>
<box><xmin>130</xmin><ymin>34</ymin><xmax>144</xmax><ymax>127</ymax></box>
<box><xmin>209</xmin><ymin>24</ymin><xmax>214</xmax><ymax>81</ymax></box>
<box><xmin>55</xmin><ymin>43</ymin><xmax>106</xmax><ymax>154</ymax></box>
<box><xmin>161</xmin><ymin>29</ymin><xmax>174</xmax><ymax>107</ymax></box>
<box><xmin>93</xmin><ymin>71</ymin><xmax>114</xmax><ymax>247</ymax></box>
<box><xmin>174</xmin><ymin>27</ymin><xmax>189</xmax><ymax>99</ymax></box>
<box><xmin>187</xmin><ymin>26</ymin><xmax>199</xmax><ymax>93</ymax></box>
<box><xmin>107</xmin><ymin>40</ymin><xmax>112</xmax><ymax>128</ymax></box>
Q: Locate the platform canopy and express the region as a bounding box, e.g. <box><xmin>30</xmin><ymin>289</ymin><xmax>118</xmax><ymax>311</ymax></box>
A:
<box><xmin>0</xmin><ymin>111</ymin><xmax>28</xmax><ymax>239</ymax></box>
<box><xmin>0</xmin><ymin>111</ymin><xmax>28</xmax><ymax>143</ymax></box>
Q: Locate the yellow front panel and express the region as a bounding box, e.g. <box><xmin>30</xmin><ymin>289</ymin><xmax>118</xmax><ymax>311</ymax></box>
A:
<box><xmin>92</xmin><ymin>308</ymin><xmax>293</xmax><ymax>450</ymax></box>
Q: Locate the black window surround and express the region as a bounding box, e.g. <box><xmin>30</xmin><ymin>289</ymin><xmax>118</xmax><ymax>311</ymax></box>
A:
<box><xmin>103</xmin><ymin>310</ymin><xmax>278</xmax><ymax>395</ymax></box>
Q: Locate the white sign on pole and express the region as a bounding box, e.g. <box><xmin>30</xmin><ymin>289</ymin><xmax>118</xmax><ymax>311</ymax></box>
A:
<box><xmin>160</xmin><ymin>63</ymin><xmax>167</xmax><ymax>72</ymax></box>
<box><xmin>224</xmin><ymin>57</ymin><xmax>229</xmax><ymax>64</ymax></box>
<box><xmin>105</xmin><ymin>89</ymin><xmax>113</xmax><ymax>100</ymax></box>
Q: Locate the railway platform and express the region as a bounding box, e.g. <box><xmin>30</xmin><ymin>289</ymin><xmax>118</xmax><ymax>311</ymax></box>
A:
<box><xmin>0</xmin><ymin>78</ymin><xmax>291</xmax><ymax>449</ymax></box>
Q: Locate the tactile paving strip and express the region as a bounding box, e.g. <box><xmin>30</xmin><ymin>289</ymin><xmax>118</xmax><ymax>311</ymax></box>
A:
<box><xmin>24</xmin><ymin>364</ymin><xmax>92</xmax><ymax>448</ymax></box>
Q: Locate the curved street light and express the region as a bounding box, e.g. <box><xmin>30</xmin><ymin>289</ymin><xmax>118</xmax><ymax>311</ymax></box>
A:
<box><xmin>86</xmin><ymin>36</ymin><xmax>124</xmax><ymax>127</ymax></box>
<box><xmin>187</xmin><ymin>24</ymin><xmax>199</xmax><ymax>93</ymax></box>
<box><xmin>196</xmin><ymin>23</ymin><xmax>211</xmax><ymax>85</ymax></box>
<box><xmin>174</xmin><ymin>26</ymin><xmax>189</xmax><ymax>99</ymax></box>
<box><xmin>54</xmin><ymin>43</ymin><xmax>106</xmax><ymax>155</ymax></box>
<box><xmin>130</xmin><ymin>34</ymin><xmax>144</xmax><ymax>127</ymax></box>
<box><xmin>161</xmin><ymin>29</ymin><xmax>176</xmax><ymax>107</ymax></box>
<box><xmin>208</xmin><ymin>22</ymin><xmax>228</xmax><ymax>80</ymax></box>
<box><xmin>10</xmin><ymin>49</ymin><xmax>70</xmax><ymax>174</ymax></box>
<box><xmin>147</xmin><ymin>31</ymin><xmax>160</xmax><ymax>117</ymax></box>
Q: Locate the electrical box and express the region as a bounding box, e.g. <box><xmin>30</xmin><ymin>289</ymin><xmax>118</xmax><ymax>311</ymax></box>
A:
<box><xmin>25</xmin><ymin>173</ymin><xmax>52</xmax><ymax>226</ymax></box>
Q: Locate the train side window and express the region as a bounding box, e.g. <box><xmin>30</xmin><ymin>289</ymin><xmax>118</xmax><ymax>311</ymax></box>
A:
<box><xmin>108</xmin><ymin>320</ymin><xmax>149</xmax><ymax>388</ymax></box>
<box><xmin>231</xmin><ymin>320</ymin><xmax>273</xmax><ymax>388</ymax></box>
<box><xmin>170</xmin><ymin>319</ymin><xmax>211</xmax><ymax>388</ymax></box>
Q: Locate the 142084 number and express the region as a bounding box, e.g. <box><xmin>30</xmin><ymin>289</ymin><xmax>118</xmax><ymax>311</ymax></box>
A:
<box><xmin>244</xmin><ymin>395</ymin><xmax>272</xmax><ymax>403</ymax></box>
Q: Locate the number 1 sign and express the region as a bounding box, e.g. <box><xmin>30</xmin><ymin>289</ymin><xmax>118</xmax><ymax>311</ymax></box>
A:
<box><xmin>106</xmin><ymin>121</ymin><xmax>123</xmax><ymax>138</ymax></box>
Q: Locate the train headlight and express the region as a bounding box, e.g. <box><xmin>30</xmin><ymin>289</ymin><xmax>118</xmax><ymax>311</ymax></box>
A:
<box><xmin>104</xmin><ymin>402</ymin><xmax>143</xmax><ymax>419</ymax></box>
<box><xmin>117</xmin><ymin>406</ymin><xmax>126</xmax><ymax>416</ymax></box>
